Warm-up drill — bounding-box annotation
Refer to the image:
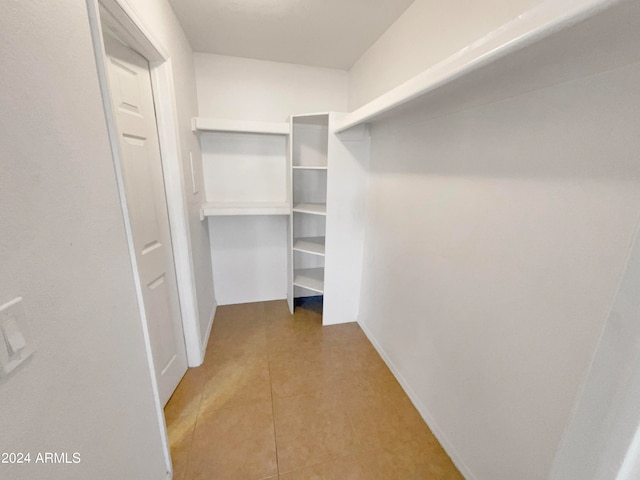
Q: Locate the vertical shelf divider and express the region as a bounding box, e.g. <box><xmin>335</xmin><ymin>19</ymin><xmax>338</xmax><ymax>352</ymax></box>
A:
<box><xmin>289</xmin><ymin>113</ymin><xmax>330</xmax><ymax>315</ymax></box>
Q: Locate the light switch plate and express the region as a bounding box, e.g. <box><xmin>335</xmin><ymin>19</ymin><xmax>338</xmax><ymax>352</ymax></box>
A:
<box><xmin>0</xmin><ymin>297</ymin><xmax>35</xmax><ymax>377</ymax></box>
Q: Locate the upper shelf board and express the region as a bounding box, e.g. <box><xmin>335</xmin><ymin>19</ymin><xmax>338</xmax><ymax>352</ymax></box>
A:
<box><xmin>293</xmin><ymin>237</ymin><xmax>326</xmax><ymax>256</ymax></box>
<box><xmin>193</xmin><ymin>117</ymin><xmax>289</xmax><ymax>135</ymax></box>
<box><xmin>293</xmin><ymin>268</ymin><xmax>325</xmax><ymax>294</ymax></box>
<box><xmin>292</xmin><ymin>203</ymin><xmax>327</xmax><ymax>216</ymax></box>
<box><xmin>200</xmin><ymin>201</ymin><xmax>290</xmax><ymax>219</ymax></box>
<box><xmin>291</xmin><ymin>113</ymin><xmax>329</xmax><ymax>127</ymax></box>
<box><xmin>334</xmin><ymin>0</ymin><xmax>637</xmax><ymax>133</ymax></box>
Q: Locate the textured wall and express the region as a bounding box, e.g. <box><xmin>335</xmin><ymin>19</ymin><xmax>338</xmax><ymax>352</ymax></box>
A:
<box><xmin>0</xmin><ymin>1</ymin><xmax>166</xmax><ymax>478</ymax></box>
<box><xmin>195</xmin><ymin>53</ymin><xmax>348</xmax><ymax>121</ymax></box>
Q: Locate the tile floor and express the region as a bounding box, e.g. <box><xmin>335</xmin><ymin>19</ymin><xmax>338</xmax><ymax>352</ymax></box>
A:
<box><xmin>164</xmin><ymin>298</ymin><xmax>464</xmax><ymax>479</ymax></box>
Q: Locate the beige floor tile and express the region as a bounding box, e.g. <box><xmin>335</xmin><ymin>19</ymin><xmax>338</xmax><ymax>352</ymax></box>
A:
<box><xmin>279</xmin><ymin>450</ymin><xmax>380</xmax><ymax>480</ymax></box>
<box><xmin>263</xmin><ymin>299</ymin><xmax>293</xmax><ymax>319</ymax></box>
<box><xmin>269</xmin><ymin>346</ymin><xmax>347</xmax><ymax>398</ymax></box>
<box><xmin>207</xmin><ymin>335</ymin><xmax>268</xmax><ymax>359</ymax></box>
<box><xmin>199</xmin><ymin>352</ymin><xmax>272</xmax><ymax>414</ymax></box>
<box><xmin>348</xmin><ymin>388</ymin><xmax>435</xmax><ymax>451</ymax></box>
<box><xmin>187</xmin><ymin>401</ymin><xmax>277</xmax><ymax>480</ymax></box>
<box><xmin>318</xmin><ymin>322</ymin><xmax>373</xmax><ymax>351</ymax></box>
<box><xmin>164</xmin><ymin>368</ymin><xmax>206</xmax><ymax>425</ymax></box>
<box><xmin>208</xmin><ymin>304</ymin><xmax>268</xmax><ymax>356</ymax></box>
<box><xmin>328</xmin><ymin>342</ymin><xmax>388</xmax><ymax>378</ymax></box>
<box><xmin>373</xmin><ymin>438</ymin><xmax>465</xmax><ymax>480</ymax></box>
<box><xmin>215</xmin><ymin>302</ymin><xmax>267</xmax><ymax>323</ymax></box>
<box><xmin>339</xmin><ymin>368</ymin><xmax>412</xmax><ymax>431</ymax></box>
<box><xmin>272</xmin><ymin>385</ymin><xmax>350</xmax><ymax>420</ymax></box>
<box><xmin>265</xmin><ymin>311</ymin><xmax>324</xmax><ymax>354</ymax></box>
<box><xmin>166</xmin><ymin>300</ymin><xmax>463</xmax><ymax>480</ymax></box>
<box><xmin>265</xmin><ymin>306</ymin><xmax>372</xmax><ymax>357</ymax></box>
<box><xmin>348</xmin><ymin>365</ymin><xmax>408</xmax><ymax>403</ymax></box>
<box><xmin>273</xmin><ymin>390</ymin><xmax>360</xmax><ymax>474</ymax></box>
<box><xmin>166</xmin><ymin>413</ymin><xmax>197</xmax><ymax>480</ymax></box>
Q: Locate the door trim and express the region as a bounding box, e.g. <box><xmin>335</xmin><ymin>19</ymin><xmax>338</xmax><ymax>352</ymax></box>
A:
<box><xmin>86</xmin><ymin>0</ymin><xmax>200</xmax><ymax>477</ymax></box>
<box><xmin>89</xmin><ymin>0</ymin><xmax>204</xmax><ymax>368</ymax></box>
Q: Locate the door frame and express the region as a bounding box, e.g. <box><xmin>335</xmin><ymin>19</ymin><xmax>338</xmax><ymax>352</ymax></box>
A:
<box><xmin>86</xmin><ymin>0</ymin><xmax>201</xmax><ymax>477</ymax></box>
<box><xmin>88</xmin><ymin>0</ymin><xmax>203</xmax><ymax>367</ymax></box>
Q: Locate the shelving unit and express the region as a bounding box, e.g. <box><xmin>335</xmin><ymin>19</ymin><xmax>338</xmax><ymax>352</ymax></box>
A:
<box><xmin>285</xmin><ymin>112</ymin><xmax>370</xmax><ymax>325</ymax></box>
<box><xmin>288</xmin><ymin>114</ymin><xmax>329</xmax><ymax>311</ymax></box>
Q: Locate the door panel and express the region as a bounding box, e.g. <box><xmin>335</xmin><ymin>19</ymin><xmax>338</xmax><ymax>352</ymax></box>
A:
<box><xmin>104</xmin><ymin>33</ymin><xmax>187</xmax><ymax>405</ymax></box>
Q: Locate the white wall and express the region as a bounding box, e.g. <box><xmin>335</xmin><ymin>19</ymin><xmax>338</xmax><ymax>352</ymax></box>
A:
<box><xmin>357</xmin><ymin>58</ymin><xmax>640</xmax><ymax>480</ymax></box>
<box><xmin>0</xmin><ymin>1</ymin><xmax>166</xmax><ymax>478</ymax></box>
<box><xmin>551</xmin><ymin>220</ymin><xmax>640</xmax><ymax>480</ymax></box>
<box><xmin>348</xmin><ymin>0</ymin><xmax>543</xmax><ymax>110</ymax></box>
<box><xmin>208</xmin><ymin>216</ymin><xmax>289</xmax><ymax>305</ymax></box>
<box><xmin>201</xmin><ymin>131</ymin><xmax>289</xmax><ymax>305</ymax></box>
<box><xmin>195</xmin><ymin>54</ymin><xmax>349</xmax><ymax>305</ymax></box>
<box><xmin>202</xmin><ymin>132</ymin><xmax>287</xmax><ymax>205</ymax></box>
<box><xmin>195</xmin><ymin>53</ymin><xmax>348</xmax><ymax>121</ymax></box>
<box><xmin>128</xmin><ymin>0</ymin><xmax>216</xmax><ymax>347</ymax></box>
<box><xmin>323</xmin><ymin>121</ymin><xmax>370</xmax><ymax>325</ymax></box>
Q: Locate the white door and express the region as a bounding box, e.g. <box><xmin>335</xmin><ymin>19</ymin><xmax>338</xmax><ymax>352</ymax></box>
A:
<box><xmin>104</xmin><ymin>33</ymin><xmax>187</xmax><ymax>405</ymax></box>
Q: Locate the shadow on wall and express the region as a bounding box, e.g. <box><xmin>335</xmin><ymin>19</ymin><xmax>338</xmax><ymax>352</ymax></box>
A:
<box><xmin>368</xmin><ymin>56</ymin><xmax>640</xmax><ymax>181</ymax></box>
<box><xmin>361</xmin><ymin>0</ymin><xmax>640</xmax><ymax>181</ymax></box>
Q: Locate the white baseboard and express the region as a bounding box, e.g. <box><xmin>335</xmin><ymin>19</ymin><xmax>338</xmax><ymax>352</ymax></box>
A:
<box><xmin>200</xmin><ymin>302</ymin><xmax>217</xmax><ymax>359</ymax></box>
<box><xmin>357</xmin><ymin>318</ymin><xmax>477</xmax><ymax>480</ymax></box>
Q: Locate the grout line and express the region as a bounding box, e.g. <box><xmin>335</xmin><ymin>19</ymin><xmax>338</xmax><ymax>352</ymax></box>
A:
<box><xmin>165</xmin><ymin>383</ymin><xmax>205</xmax><ymax>479</ymax></box>
<box><xmin>178</xmin><ymin>310</ymin><xmax>241</xmax><ymax>478</ymax></box>
<box><xmin>346</xmin><ymin>410</ymin><xmax>363</xmax><ymax>451</ymax></box>
<box><xmin>264</xmin><ymin>304</ymin><xmax>281</xmax><ymax>477</ymax></box>
<box><xmin>181</xmin><ymin>351</ymin><xmax>213</xmax><ymax>478</ymax></box>
<box><xmin>176</xmin><ymin>417</ymin><xmax>197</xmax><ymax>480</ymax></box>
<box><xmin>268</xmin><ymin>355</ymin><xmax>281</xmax><ymax>476</ymax></box>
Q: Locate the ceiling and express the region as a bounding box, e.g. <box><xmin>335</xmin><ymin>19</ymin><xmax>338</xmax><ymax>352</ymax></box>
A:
<box><xmin>167</xmin><ymin>0</ymin><xmax>416</xmax><ymax>70</ymax></box>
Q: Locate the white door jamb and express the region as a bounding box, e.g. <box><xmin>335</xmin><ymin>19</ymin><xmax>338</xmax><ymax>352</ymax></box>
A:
<box><xmin>85</xmin><ymin>0</ymin><xmax>203</xmax><ymax>477</ymax></box>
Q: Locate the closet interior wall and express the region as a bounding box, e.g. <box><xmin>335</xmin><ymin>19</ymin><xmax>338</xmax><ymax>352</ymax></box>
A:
<box><xmin>352</xmin><ymin>2</ymin><xmax>640</xmax><ymax>479</ymax></box>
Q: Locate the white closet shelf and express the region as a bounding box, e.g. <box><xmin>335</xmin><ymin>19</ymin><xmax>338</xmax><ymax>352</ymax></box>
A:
<box><xmin>293</xmin><ymin>268</ymin><xmax>324</xmax><ymax>293</ymax></box>
<box><xmin>200</xmin><ymin>201</ymin><xmax>290</xmax><ymax>219</ymax></box>
<box><xmin>334</xmin><ymin>0</ymin><xmax>635</xmax><ymax>133</ymax></box>
<box><xmin>293</xmin><ymin>237</ymin><xmax>325</xmax><ymax>256</ymax></box>
<box><xmin>291</xmin><ymin>113</ymin><xmax>329</xmax><ymax>126</ymax></box>
<box><xmin>293</xmin><ymin>166</ymin><xmax>328</xmax><ymax>170</ymax></box>
<box><xmin>292</xmin><ymin>203</ymin><xmax>326</xmax><ymax>216</ymax></box>
<box><xmin>192</xmin><ymin>117</ymin><xmax>289</xmax><ymax>135</ymax></box>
